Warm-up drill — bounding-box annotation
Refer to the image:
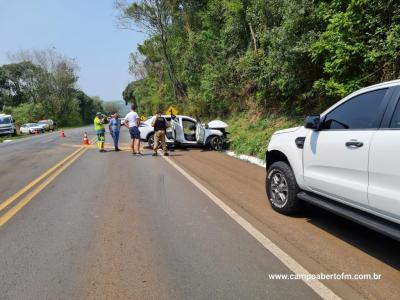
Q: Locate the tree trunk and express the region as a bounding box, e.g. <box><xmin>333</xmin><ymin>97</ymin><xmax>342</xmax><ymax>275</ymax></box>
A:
<box><xmin>158</xmin><ymin>17</ymin><xmax>187</xmax><ymax>101</ymax></box>
<box><xmin>249</xmin><ymin>23</ymin><xmax>257</xmax><ymax>51</ymax></box>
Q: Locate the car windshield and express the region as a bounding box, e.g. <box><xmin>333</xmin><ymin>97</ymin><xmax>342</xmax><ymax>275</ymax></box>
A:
<box><xmin>26</xmin><ymin>123</ymin><xmax>38</xmax><ymax>127</ymax></box>
<box><xmin>0</xmin><ymin>117</ymin><xmax>11</xmax><ymax>124</ymax></box>
<box><xmin>38</xmin><ymin>121</ymin><xmax>48</xmax><ymax>124</ymax></box>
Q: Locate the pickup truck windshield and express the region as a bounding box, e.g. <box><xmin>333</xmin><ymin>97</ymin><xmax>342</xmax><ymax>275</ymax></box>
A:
<box><xmin>0</xmin><ymin>117</ymin><xmax>11</xmax><ymax>124</ymax></box>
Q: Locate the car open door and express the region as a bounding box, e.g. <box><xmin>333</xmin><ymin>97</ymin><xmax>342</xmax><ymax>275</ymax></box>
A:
<box><xmin>196</xmin><ymin>121</ymin><xmax>206</xmax><ymax>144</ymax></box>
<box><xmin>171</xmin><ymin>117</ymin><xmax>185</xmax><ymax>143</ymax></box>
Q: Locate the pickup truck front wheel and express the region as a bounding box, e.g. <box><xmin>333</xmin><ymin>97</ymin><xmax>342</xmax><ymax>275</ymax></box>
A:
<box><xmin>266</xmin><ymin>161</ymin><xmax>301</xmax><ymax>215</ymax></box>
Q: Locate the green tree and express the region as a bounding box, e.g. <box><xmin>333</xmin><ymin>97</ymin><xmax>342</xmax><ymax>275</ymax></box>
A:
<box><xmin>76</xmin><ymin>91</ymin><xmax>104</xmax><ymax>124</ymax></box>
<box><xmin>8</xmin><ymin>49</ymin><xmax>81</xmax><ymax>126</ymax></box>
<box><xmin>116</xmin><ymin>0</ymin><xmax>187</xmax><ymax>101</ymax></box>
<box><xmin>311</xmin><ymin>0</ymin><xmax>400</xmax><ymax>101</ymax></box>
<box><xmin>119</xmin><ymin>0</ymin><xmax>400</xmax><ymax>118</ymax></box>
<box><xmin>0</xmin><ymin>62</ymin><xmax>44</xmax><ymax>109</ymax></box>
<box><xmin>2</xmin><ymin>48</ymin><xmax>102</xmax><ymax>126</ymax></box>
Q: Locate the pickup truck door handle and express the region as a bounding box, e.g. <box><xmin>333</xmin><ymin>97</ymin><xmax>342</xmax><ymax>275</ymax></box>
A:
<box><xmin>345</xmin><ymin>141</ymin><xmax>364</xmax><ymax>148</ymax></box>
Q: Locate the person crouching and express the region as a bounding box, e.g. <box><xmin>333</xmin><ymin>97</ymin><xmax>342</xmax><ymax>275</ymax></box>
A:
<box><xmin>152</xmin><ymin>111</ymin><xmax>169</xmax><ymax>156</ymax></box>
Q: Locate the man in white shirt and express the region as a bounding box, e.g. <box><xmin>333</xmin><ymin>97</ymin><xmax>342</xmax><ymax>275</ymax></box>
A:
<box><xmin>124</xmin><ymin>104</ymin><xmax>141</xmax><ymax>155</ymax></box>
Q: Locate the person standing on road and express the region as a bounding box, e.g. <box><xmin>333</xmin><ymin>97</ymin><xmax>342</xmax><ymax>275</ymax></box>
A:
<box><xmin>109</xmin><ymin>113</ymin><xmax>121</xmax><ymax>151</ymax></box>
<box><xmin>151</xmin><ymin>111</ymin><xmax>169</xmax><ymax>156</ymax></box>
<box><xmin>94</xmin><ymin>112</ymin><xmax>106</xmax><ymax>152</ymax></box>
<box><xmin>124</xmin><ymin>104</ymin><xmax>141</xmax><ymax>156</ymax></box>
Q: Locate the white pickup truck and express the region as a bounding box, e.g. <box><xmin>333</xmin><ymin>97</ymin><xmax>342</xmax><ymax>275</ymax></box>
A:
<box><xmin>266</xmin><ymin>79</ymin><xmax>400</xmax><ymax>240</ymax></box>
<box><xmin>0</xmin><ymin>114</ymin><xmax>17</xmax><ymax>136</ymax></box>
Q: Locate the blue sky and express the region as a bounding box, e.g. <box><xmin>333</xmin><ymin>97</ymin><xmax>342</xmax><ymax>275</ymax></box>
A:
<box><xmin>0</xmin><ymin>0</ymin><xmax>146</xmax><ymax>101</ymax></box>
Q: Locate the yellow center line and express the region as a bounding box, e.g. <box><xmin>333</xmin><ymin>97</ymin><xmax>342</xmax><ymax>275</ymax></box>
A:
<box><xmin>0</xmin><ymin>136</ymin><xmax>96</xmax><ymax>212</ymax></box>
<box><xmin>0</xmin><ymin>147</ymin><xmax>84</xmax><ymax>212</ymax></box>
<box><xmin>0</xmin><ymin>147</ymin><xmax>89</xmax><ymax>227</ymax></box>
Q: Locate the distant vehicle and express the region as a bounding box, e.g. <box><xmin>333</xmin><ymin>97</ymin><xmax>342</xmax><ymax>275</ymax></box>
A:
<box><xmin>20</xmin><ymin>123</ymin><xmax>45</xmax><ymax>134</ymax></box>
<box><xmin>0</xmin><ymin>114</ymin><xmax>17</xmax><ymax>136</ymax></box>
<box><xmin>140</xmin><ymin>115</ymin><xmax>228</xmax><ymax>150</ymax></box>
<box><xmin>37</xmin><ymin>119</ymin><xmax>55</xmax><ymax>131</ymax></box>
<box><xmin>266</xmin><ymin>79</ymin><xmax>400</xmax><ymax>241</ymax></box>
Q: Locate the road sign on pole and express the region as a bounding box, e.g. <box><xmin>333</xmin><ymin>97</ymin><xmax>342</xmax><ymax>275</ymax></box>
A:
<box><xmin>166</xmin><ymin>106</ymin><xmax>178</xmax><ymax>116</ymax></box>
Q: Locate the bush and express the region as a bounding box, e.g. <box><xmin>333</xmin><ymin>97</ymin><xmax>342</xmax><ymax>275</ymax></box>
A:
<box><xmin>227</xmin><ymin>113</ymin><xmax>303</xmax><ymax>159</ymax></box>
<box><xmin>11</xmin><ymin>103</ymin><xmax>46</xmax><ymax>125</ymax></box>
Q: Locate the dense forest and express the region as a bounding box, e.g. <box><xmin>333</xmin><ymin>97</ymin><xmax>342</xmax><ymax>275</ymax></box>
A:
<box><xmin>119</xmin><ymin>0</ymin><xmax>400</xmax><ymax>118</ymax></box>
<box><xmin>0</xmin><ymin>49</ymin><xmax>104</xmax><ymax>127</ymax></box>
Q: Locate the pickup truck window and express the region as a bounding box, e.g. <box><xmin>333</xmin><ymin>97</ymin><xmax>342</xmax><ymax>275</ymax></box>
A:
<box><xmin>390</xmin><ymin>98</ymin><xmax>400</xmax><ymax>128</ymax></box>
<box><xmin>0</xmin><ymin>117</ymin><xmax>11</xmax><ymax>124</ymax></box>
<box><xmin>321</xmin><ymin>88</ymin><xmax>388</xmax><ymax>130</ymax></box>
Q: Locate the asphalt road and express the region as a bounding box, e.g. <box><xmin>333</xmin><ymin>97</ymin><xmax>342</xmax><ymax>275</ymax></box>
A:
<box><xmin>0</xmin><ymin>127</ymin><xmax>399</xmax><ymax>300</ymax></box>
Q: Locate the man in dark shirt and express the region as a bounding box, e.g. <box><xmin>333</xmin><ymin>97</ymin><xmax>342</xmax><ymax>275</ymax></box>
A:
<box><xmin>151</xmin><ymin>111</ymin><xmax>169</xmax><ymax>156</ymax></box>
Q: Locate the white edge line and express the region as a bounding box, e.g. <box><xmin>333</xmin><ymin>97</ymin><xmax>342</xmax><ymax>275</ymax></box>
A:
<box><xmin>225</xmin><ymin>150</ymin><xmax>266</xmax><ymax>168</ymax></box>
<box><xmin>162</xmin><ymin>155</ymin><xmax>341</xmax><ymax>300</ymax></box>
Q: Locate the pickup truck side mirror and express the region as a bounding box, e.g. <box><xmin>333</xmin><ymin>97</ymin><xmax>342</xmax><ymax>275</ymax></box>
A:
<box><xmin>305</xmin><ymin>115</ymin><xmax>321</xmax><ymax>130</ymax></box>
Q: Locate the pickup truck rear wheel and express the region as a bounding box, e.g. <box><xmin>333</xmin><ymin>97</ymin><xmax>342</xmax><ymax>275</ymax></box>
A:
<box><xmin>266</xmin><ymin>161</ymin><xmax>301</xmax><ymax>214</ymax></box>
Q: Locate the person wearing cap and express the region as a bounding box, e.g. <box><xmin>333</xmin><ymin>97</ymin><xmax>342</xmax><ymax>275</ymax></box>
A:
<box><xmin>151</xmin><ymin>111</ymin><xmax>169</xmax><ymax>156</ymax></box>
<box><xmin>94</xmin><ymin>112</ymin><xmax>106</xmax><ymax>152</ymax></box>
<box><xmin>109</xmin><ymin>112</ymin><xmax>121</xmax><ymax>151</ymax></box>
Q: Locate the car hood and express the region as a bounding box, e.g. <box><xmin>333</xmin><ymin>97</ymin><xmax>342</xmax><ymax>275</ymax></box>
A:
<box><xmin>0</xmin><ymin>124</ymin><xmax>12</xmax><ymax>128</ymax></box>
<box><xmin>273</xmin><ymin>126</ymin><xmax>302</xmax><ymax>135</ymax></box>
<box><xmin>207</xmin><ymin>120</ymin><xmax>228</xmax><ymax>129</ymax></box>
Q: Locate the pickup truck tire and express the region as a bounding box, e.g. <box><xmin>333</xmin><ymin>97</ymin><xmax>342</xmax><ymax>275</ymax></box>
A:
<box><xmin>266</xmin><ymin>161</ymin><xmax>301</xmax><ymax>215</ymax></box>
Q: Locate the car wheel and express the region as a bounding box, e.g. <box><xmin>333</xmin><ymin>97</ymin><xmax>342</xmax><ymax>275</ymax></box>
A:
<box><xmin>148</xmin><ymin>134</ymin><xmax>155</xmax><ymax>149</ymax></box>
<box><xmin>266</xmin><ymin>161</ymin><xmax>301</xmax><ymax>215</ymax></box>
<box><xmin>12</xmin><ymin>129</ymin><xmax>17</xmax><ymax>137</ymax></box>
<box><xmin>210</xmin><ymin>136</ymin><xmax>224</xmax><ymax>151</ymax></box>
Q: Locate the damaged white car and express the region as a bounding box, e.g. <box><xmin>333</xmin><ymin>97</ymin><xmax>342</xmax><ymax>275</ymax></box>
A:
<box><xmin>139</xmin><ymin>115</ymin><xmax>228</xmax><ymax>150</ymax></box>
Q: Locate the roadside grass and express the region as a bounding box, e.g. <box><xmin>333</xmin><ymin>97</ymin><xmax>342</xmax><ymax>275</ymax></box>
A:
<box><xmin>0</xmin><ymin>134</ymin><xmax>27</xmax><ymax>143</ymax></box>
<box><xmin>226</xmin><ymin>114</ymin><xmax>303</xmax><ymax>160</ymax></box>
<box><xmin>0</xmin><ymin>130</ymin><xmax>57</xmax><ymax>143</ymax></box>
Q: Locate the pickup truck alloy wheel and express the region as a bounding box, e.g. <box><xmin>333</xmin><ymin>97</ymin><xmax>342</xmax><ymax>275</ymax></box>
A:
<box><xmin>266</xmin><ymin>161</ymin><xmax>301</xmax><ymax>214</ymax></box>
<box><xmin>270</xmin><ymin>172</ymin><xmax>288</xmax><ymax>207</ymax></box>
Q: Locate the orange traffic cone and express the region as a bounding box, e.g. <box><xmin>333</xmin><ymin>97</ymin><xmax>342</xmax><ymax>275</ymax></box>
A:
<box><xmin>83</xmin><ymin>132</ymin><xmax>90</xmax><ymax>145</ymax></box>
<box><xmin>60</xmin><ymin>129</ymin><xmax>65</xmax><ymax>137</ymax></box>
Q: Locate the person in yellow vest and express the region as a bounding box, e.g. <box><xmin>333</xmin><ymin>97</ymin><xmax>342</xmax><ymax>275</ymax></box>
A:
<box><xmin>94</xmin><ymin>112</ymin><xmax>106</xmax><ymax>152</ymax></box>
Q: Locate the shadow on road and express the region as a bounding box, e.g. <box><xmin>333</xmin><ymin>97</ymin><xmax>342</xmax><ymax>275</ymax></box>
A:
<box><xmin>138</xmin><ymin>145</ymin><xmax>400</xmax><ymax>271</ymax></box>
<box><xmin>299</xmin><ymin>204</ymin><xmax>400</xmax><ymax>270</ymax></box>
